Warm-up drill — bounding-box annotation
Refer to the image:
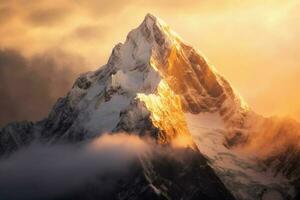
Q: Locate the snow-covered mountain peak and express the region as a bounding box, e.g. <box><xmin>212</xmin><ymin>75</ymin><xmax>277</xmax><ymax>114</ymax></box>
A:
<box><xmin>108</xmin><ymin>13</ymin><xmax>179</xmax><ymax>71</ymax></box>
<box><xmin>2</xmin><ymin>14</ymin><xmax>300</xmax><ymax>200</ymax></box>
<box><xmin>141</xmin><ymin>13</ymin><xmax>159</xmax><ymax>29</ymax></box>
<box><xmin>61</xmin><ymin>13</ymin><xmax>251</xmax><ymax>144</ymax></box>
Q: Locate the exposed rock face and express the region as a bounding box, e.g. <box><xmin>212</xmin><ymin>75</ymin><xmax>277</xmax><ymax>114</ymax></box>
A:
<box><xmin>0</xmin><ymin>121</ymin><xmax>35</xmax><ymax>156</ymax></box>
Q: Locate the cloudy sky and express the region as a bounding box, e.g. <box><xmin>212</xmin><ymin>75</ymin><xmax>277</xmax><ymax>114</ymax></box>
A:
<box><xmin>0</xmin><ymin>0</ymin><xmax>299</xmax><ymax>125</ymax></box>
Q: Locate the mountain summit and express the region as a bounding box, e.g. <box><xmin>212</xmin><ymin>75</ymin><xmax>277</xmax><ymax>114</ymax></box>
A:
<box><xmin>45</xmin><ymin>13</ymin><xmax>248</xmax><ymax>143</ymax></box>
<box><xmin>1</xmin><ymin>14</ymin><xmax>300</xmax><ymax>200</ymax></box>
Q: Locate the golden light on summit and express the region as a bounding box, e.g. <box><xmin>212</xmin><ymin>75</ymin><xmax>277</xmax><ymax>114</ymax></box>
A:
<box><xmin>137</xmin><ymin>80</ymin><xmax>193</xmax><ymax>148</ymax></box>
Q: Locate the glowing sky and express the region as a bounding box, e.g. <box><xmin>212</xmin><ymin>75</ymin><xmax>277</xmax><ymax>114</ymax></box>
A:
<box><xmin>1</xmin><ymin>0</ymin><xmax>300</xmax><ymax>122</ymax></box>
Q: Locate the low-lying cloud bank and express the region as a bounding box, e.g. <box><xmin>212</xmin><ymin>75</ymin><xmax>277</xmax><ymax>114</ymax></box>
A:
<box><xmin>0</xmin><ymin>133</ymin><xmax>150</xmax><ymax>200</ymax></box>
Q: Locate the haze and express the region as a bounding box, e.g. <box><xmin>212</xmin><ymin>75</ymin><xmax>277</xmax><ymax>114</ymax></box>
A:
<box><xmin>0</xmin><ymin>0</ymin><xmax>299</xmax><ymax>125</ymax></box>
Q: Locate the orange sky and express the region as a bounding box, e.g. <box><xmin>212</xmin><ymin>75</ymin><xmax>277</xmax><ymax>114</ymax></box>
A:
<box><xmin>1</xmin><ymin>0</ymin><xmax>300</xmax><ymax>120</ymax></box>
